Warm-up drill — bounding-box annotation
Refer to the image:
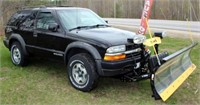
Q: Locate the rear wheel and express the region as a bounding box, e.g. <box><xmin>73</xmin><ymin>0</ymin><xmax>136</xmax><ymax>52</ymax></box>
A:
<box><xmin>67</xmin><ymin>53</ymin><xmax>99</xmax><ymax>92</ymax></box>
<box><xmin>10</xmin><ymin>42</ymin><xmax>28</xmax><ymax>66</ymax></box>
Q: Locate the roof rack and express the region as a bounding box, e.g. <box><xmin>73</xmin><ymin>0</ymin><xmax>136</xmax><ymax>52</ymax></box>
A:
<box><xmin>55</xmin><ymin>6</ymin><xmax>74</xmax><ymax>7</ymax></box>
<box><xmin>21</xmin><ymin>5</ymin><xmax>45</xmax><ymax>10</ymax></box>
<box><xmin>21</xmin><ymin>5</ymin><xmax>74</xmax><ymax>10</ymax></box>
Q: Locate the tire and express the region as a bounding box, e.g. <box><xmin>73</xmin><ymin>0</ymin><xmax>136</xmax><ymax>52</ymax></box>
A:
<box><xmin>10</xmin><ymin>42</ymin><xmax>28</xmax><ymax>66</ymax></box>
<box><xmin>67</xmin><ymin>53</ymin><xmax>99</xmax><ymax>92</ymax></box>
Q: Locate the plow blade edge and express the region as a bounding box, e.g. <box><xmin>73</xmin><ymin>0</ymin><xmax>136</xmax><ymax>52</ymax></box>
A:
<box><xmin>152</xmin><ymin>43</ymin><xmax>197</xmax><ymax>101</ymax></box>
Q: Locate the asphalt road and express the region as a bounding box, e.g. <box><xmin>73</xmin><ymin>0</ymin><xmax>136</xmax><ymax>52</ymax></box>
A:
<box><xmin>104</xmin><ymin>18</ymin><xmax>200</xmax><ymax>33</ymax></box>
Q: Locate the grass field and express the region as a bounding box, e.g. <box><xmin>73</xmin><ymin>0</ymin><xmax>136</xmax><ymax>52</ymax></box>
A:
<box><xmin>0</xmin><ymin>37</ymin><xmax>199</xmax><ymax>105</ymax></box>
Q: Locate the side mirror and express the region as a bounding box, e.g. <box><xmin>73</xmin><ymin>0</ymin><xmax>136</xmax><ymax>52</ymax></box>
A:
<box><xmin>48</xmin><ymin>23</ymin><xmax>59</xmax><ymax>32</ymax></box>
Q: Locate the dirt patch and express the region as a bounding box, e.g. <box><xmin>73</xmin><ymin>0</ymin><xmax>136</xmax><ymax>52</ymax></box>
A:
<box><xmin>0</xmin><ymin>67</ymin><xmax>10</xmax><ymax>72</ymax></box>
<box><xmin>0</xmin><ymin>77</ymin><xmax>8</xmax><ymax>81</ymax></box>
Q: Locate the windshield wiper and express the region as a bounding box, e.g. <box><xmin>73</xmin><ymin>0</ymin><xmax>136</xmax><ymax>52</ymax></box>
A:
<box><xmin>69</xmin><ymin>24</ymin><xmax>110</xmax><ymax>31</ymax></box>
<box><xmin>69</xmin><ymin>26</ymin><xmax>90</xmax><ymax>31</ymax></box>
<box><xmin>91</xmin><ymin>24</ymin><xmax>110</xmax><ymax>28</ymax></box>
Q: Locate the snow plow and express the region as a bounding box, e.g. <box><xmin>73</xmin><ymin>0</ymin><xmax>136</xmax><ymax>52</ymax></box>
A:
<box><xmin>144</xmin><ymin>18</ymin><xmax>197</xmax><ymax>101</ymax></box>
<box><xmin>148</xmin><ymin>41</ymin><xmax>197</xmax><ymax>101</ymax></box>
<box><xmin>122</xmin><ymin>33</ymin><xmax>197</xmax><ymax>101</ymax></box>
<box><xmin>153</xmin><ymin>44</ymin><xmax>197</xmax><ymax>101</ymax></box>
<box><xmin>133</xmin><ymin>0</ymin><xmax>198</xmax><ymax>101</ymax></box>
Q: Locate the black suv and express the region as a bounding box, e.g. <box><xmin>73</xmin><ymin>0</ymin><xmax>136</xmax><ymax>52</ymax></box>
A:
<box><xmin>3</xmin><ymin>7</ymin><xmax>148</xmax><ymax>91</ymax></box>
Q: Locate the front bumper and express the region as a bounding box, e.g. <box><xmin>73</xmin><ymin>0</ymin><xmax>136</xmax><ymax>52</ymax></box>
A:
<box><xmin>100</xmin><ymin>58</ymin><xmax>141</xmax><ymax>76</ymax></box>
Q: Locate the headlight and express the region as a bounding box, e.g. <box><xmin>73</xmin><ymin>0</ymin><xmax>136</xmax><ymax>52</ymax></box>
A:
<box><xmin>133</xmin><ymin>35</ymin><xmax>146</xmax><ymax>44</ymax></box>
<box><xmin>106</xmin><ymin>45</ymin><xmax>126</xmax><ymax>53</ymax></box>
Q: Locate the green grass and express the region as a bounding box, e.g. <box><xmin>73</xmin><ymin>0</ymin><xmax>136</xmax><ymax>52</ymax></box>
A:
<box><xmin>0</xmin><ymin>37</ymin><xmax>199</xmax><ymax>105</ymax></box>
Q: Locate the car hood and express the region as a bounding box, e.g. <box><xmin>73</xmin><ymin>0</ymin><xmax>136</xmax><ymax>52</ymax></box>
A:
<box><xmin>70</xmin><ymin>27</ymin><xmax>137</xmax><ymax>46</ymax></box>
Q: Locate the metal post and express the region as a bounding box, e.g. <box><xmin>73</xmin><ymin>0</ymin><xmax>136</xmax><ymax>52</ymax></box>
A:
<box><xmin>114</xmin><ymin>0</ymin><xmax>116</xmax><ymax>18</ymax></box>
<box><xmin>0</xmin><ymin>0</ymin><xmax>2</xmax><ymax>35</ymax></box>
<box><xmin>55</xmin><ymin>0</ymin><xmax>61</xmax><ymax>6</ymax></box>
<box><xmin>189</xmin><ymin>0</ymin><xmax>192</xmax><ymax>21</ymax></box>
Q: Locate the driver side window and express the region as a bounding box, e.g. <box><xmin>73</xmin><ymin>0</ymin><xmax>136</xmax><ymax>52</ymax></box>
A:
<box><xmin>36</xmin><ymin>12</ymin><xmax>56</xmax><ymax>30</ymax></box>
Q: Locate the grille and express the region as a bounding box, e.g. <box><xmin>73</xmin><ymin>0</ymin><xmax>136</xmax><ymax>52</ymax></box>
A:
<box><xmin>126</xmin><ymin>44</ymin><xmax>141</xmax><ymax>51</ymax></box>
<box><xmin>126</xmin><ymin>52</ymin><xmax>141</xmax><ymax>60</ymax></box>
<box><xmin>126</xmin><ymin>44</ymin><xmax>142</xmax><ymax>61</ymax></box>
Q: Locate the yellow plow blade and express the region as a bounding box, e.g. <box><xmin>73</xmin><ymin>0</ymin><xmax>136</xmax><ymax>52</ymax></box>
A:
<box><xmin>152</xmin><ymin>43</ymin><xmax>197</xmax><ymax>101</ymax></box>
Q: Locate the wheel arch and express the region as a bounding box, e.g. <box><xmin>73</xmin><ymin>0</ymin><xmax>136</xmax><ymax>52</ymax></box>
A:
<box><xmin>64</xmin><ymin>42</ymin><xmax>103</xmax><ymax>75</ymax></box>
<box><xmin>64</xmin><ymin>42</ymin><xmax>102</xmax><ymax>63</ymax></box>
<box><xmin>9</xmin><ymin>34</ymin><xmax>28</xmax><ymax>56</ymax></box>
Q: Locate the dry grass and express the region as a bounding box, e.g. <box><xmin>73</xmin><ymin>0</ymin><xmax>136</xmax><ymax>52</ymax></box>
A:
<box><xmin>0</xmin><ymin>37</ymin><xmax>199</xmax><ymax>105</ymax></box>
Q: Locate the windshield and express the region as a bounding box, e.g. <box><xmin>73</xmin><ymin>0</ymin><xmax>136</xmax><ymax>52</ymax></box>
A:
<box><xmin>57</xmin><ymin>9</ymin><xmax>107</xmax><ymax>30</ymax></box>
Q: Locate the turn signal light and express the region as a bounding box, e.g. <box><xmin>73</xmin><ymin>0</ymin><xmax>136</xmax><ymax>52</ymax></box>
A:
<box><xmin>104</xmin><ymin>54</ymin><xmax>126</xmax><ymax>61</ymax></box>
<box><xmin>145</xmin><ymin>47</ymin><xmax>149</xmax><ymax>51</ymax></box>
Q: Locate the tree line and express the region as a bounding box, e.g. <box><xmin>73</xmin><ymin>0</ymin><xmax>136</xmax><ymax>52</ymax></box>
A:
<box><xmin>0</xmin><ymin>0</ymin><xmax>199</xmax><ymax>35</ymax></box>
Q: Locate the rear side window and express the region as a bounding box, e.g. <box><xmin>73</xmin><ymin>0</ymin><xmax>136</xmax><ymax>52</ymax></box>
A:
<box><xmin>19</xmin><ymin>11</ymin><xmax>37</xmax><ymax>30</ymax></box>
<box><xmin>7</xmin><ymin>10</ymin><xmax>32</xmax><ymax>27</ymax></box>
<box><xmin>7</xmin><ymin>11</ymin><xmax>21</xmax><ymax>26</ymax></box>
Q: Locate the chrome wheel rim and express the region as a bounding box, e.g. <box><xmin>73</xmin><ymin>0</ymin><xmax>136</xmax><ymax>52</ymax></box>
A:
<box><xmin>72</xmin><ymin>63</ymin><xmax>88</xmax><ymax>85</ymax></box>
<box><xmin>12</xmin><ymin>46</ymin><xmax>21</xmax><ymax>64</ymax></box>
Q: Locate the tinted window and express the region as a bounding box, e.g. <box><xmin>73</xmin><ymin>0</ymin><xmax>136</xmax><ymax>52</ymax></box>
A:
<box><xmin>7</xmin><ymin>11</ymin><xmax>21</xmax><ymax>26</ymax></box>
<box><xmin>36</xmin><ymin>12</ymin><xmax>56</xmax><ymax>30</ymax></box>
<box><xmin>19</xmin><ymin>11</ymin><xmax>37</xmax><ymax>30</ymax></box>
<box><xmin>7</xmin><ymin>10</ymin><xmax>32</xmax><ymax>26</ymax></box>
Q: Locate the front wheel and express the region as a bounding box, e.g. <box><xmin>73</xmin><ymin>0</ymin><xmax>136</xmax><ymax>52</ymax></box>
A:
<box><xmin>10</xmin><ymin>42</ymin><xmax>28</xmax><ymax>66</ymax></box>
<box><xmin>67</xmin><ymin>53</ymin><xmax>99</xmax><ymax>92</ymax></box>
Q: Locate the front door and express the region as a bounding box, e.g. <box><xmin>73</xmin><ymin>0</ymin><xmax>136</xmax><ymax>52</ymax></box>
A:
<box><xmin>33</xmin><ymin>11</ymin><xmax>63</xmax><ymax>57</ymax></box>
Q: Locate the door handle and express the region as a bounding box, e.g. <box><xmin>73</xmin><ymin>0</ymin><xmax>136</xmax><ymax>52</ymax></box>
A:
<box><xmin>33</xmin><ymin>33</ymin><xmax>38</xmax><ymax>37</ymax></box>
<box><xmin>33</xmin><ymin>31</ymin><xmax>38</xmax><ymax>37</ymax></box>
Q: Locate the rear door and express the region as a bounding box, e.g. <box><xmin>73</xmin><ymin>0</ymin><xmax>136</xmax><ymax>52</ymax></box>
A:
<box><xmin>18</xmin><ymin>10</ymin><xmax>38</xmax><ymax>46</ymax></box>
